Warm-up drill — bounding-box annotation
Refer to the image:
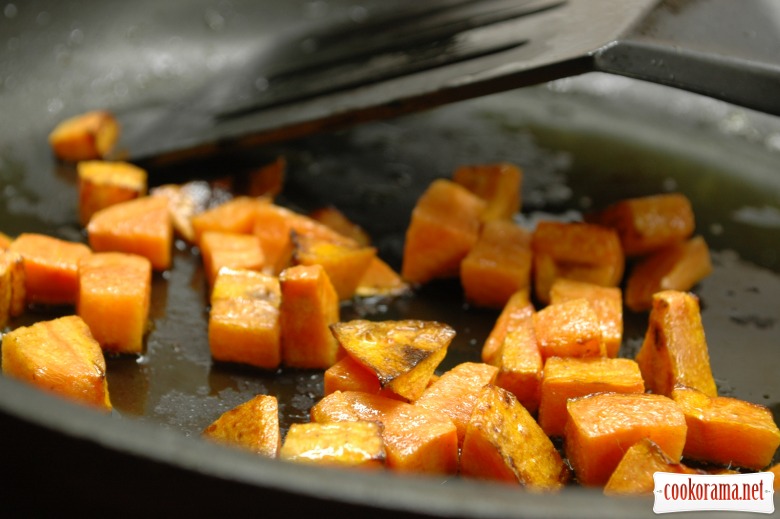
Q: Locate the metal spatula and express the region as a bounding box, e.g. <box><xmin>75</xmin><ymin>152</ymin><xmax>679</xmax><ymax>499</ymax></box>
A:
<box><xmin>121</xmin><ymin>0</ymin><xmax>780</xmax><ymax>167</ymax></box>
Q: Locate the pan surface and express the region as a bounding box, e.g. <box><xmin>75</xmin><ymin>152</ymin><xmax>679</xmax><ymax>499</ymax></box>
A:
<box><xmin>1</xmin><ymin>2</ymin><xmax>779</xmax><ymax>517</ymax></box>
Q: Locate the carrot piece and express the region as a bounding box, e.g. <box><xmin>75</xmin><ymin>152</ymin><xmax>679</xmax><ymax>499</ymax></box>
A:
<box><xmin>311</xmin><ymin>390</ymin><xmax>458</xmax><ymax>475</ymax></box>
<box><xmin>77</xmin><ymin>252</ymin><xmax>152</xmax><ymax>354</ymax></box>
<box><xmin>549</xmin><ymin>278</ymin><xmax>623</xmax><ymax>358</ymax></box>
<box><xmin>401</xmin><ymin>178</ymin><xmax>486</xmax><ymax>285</ymax></box>
<box><xmin>415</xmin><ymin>362</ymin><xmax>498</xmax><ymax>447</ymax></box>
<box><xmin>1</xmin><ymin>315</ymin><xmax>111</xmax><ymax>411</ymax></box>
<box><xmin>308</xmin><ymin>205</ymin><xmax>371</xmax><ymax>247</ymax></box>
<box><xmin>199</xmin><ymin>231</ymin><xmax>266</xmax><ymax>288</ymax></box>
<box><xmin>452</xmin><ymin>162</ymin><xmax>522</xmax><ymax>221</ymax></box>
<box><xmin>280</xmin><ymin>421</ymin><xmax>386</xmax><ymax>469</ymax></box>
<box><xmin>635</xmin><ymin>290</ymin><xmax>717</xmax><ymax>398</ymax></box>
<box><xmin>460</xmin><ymin>219</ymin><xmax>532</xmax><ymax>309</ymax></box>
<box><xmin>625</xmin><ymin>235</ymin><xmax>713</xmax><ymax>312</ymax></box>
<box><xmin>538</xmin><ymin>357</ymin><xmax>645</xmax><ymax>437</ymax></box>
<box><xmin>494</xmin><ymin>308</ymin><xmax>542</xmax><ymax>414</ymax></box>
<box><xmin>330</xmin><ymin>319</ymin><xmax>454</xmax><ymax>401</ymax></box>
<box><xmin>533</xmin><ymin>298</ymin><xmax>606</xmax><ymax>360</ymax></box>
<box><xmin>293</xmin><ymin>234</ymin><xmax>376</xmax><ymax>301</ymax></box>
<box><xmin>202</xmin><ymin>394</ymin><xmax>281</xmax><ymax>458</ymax></box>
<box><xmin>460</xmin><ymin>384</ymin><xmax>569</xmax><ymax>491</ymax></box>
<box><xmin>481</xmin><ymin>288</ymin><xmax>534</xmax><ymax>365</ymax></box>
<box><xmin>354</xmin><ymin>257</ymin><xmax>411</xmax><ymax>298</ymax></box>
<box><xmin>564</xmin><ymin>392</ymin><xmax>687</xmax><ymax>487</ymax></box>
<box><xmin>0</xmin><ymin>250</ymin><xmax>25</xmax><ymax>327</ymax></box>
<box><xmin>604</xmin><ymin>438</ymin><xmax>699</xmax><ymax>496</ymax></box>
<box><xmin>246</xmin><ymin>156</ymin><xmax>286</xmax><ymax>198</ymax></box>
<box><xmin>589</xmin><ymin>193</ymin><xmax>695</xmax><ymax>257</ymax></box>
<box><xmin>323</xmin><ymin>355</ymin><xmax>403</xmax><ymax>399</ymax></box>
<box><xmin>48</xmin><ymin>110</ymin><xmax>120</xmax><ymax>162</ymax></box>
<box><xmin>77</xmin><ymin>160</ymin><xmax>148</xmax><ymax>226</ymax></box>
<box><xmin>279</xmin><ymin>264</ymin><xmax>342</xmax><ymax>369</ymax></box>
<box><xmin>190</xmin><ymin>196</ymin><xmax>267</xmax><ymax>246</ymax></box>
<box><xmin>208</xmin><ymin>267</ymin><xmax>282</xmax><ymax>370</ymax></box>
<box><xmin>87</xmin><ymin>195</ymin><xmax>172</xmax><ymax>271</ymax></box>
<box><xmin>672</xmin><ymin>386</ymin><xmax>780</xmax><ymax>470</ymax></box>
<box><xmin>9</xmin><ymin>233</ymin><xmax>91</xmax><ymax>306</ymax></box>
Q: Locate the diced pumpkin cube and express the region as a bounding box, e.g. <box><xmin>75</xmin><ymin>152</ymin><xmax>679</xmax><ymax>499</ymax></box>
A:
<box><xmin>481</xmin><ymin>288</ymin><xmax>534</xmax><ymax>366</ymax></box>
<box><xmin>533</xmin><ymin>298</ymin><xmax>606</xmax><ymax>360</ymax></box>
<box><xmin>191</xmin><ymin>196</ymin><xmax>267</xmax><ymax>246</ymax></box>
<box><xmin>323</xmin><ymin>355</ymin><xmax>402</xmax><ymax>399</ymax></box>
<box><xmin>564</xmin><ymin>392</ymin><xmax>687</xmax><ymax>486</ymax></box>
<box><xmin>0</xmin><ymin>250</ymin><xmax>26</xmax><ymax>327</ymax></box>
<box><xmin>590</xmin><ymin>193</ymin><xmax>695</xmax><ymax>257</ymax></box>
<box><xmin>538</xmin><ymin>357</ymin><xmax>645</xmax><ymax>437</ymax></box>
<box><xmin>330</xmin><ymin>319</ymin><xmax>454</xmax><ymax>401</ymax></box>
<box><xmin>460</xmin><ymin>219</ymin><xmax>532</xmax><ymax>309</ymax></box>
<box><xmin>246</xmin><ymin>156</ymin><xmax>286</xmax><ymax>198</ymax></box>
<box><xmin>77</xmin><ymin>160</ymin><xmax>148</xmax><ymax>226</ymax></box>
<box><xmin>1</xmin><ymin>315</ymin><xmax>111</xmax><ymax>411</ymax></box>
<box><xmin>308</xmin><ymin>205</ymin><xmax>371</xmax><ymax>247</ymax></box>
<box><xmin>293</xmin><ymin>235</ymin><xmax>376</xmax><ymax>301</ymax></box>
<box><xmin>87</xmin><ymin>195</ymin><xmax>172</xmax><ymax>271</ymax></box>
<box><xmin>48</xmin><ymin>110</ymin><xmax>120</xmax><ymax>162</ymax></box>
<box><xmin>208</xmin><ymin>268</ymin><xmax>282</xmax><ymax>370</ymax></box>
<box><xmin>672</xmin><ymin>386</ymin><xmax>780</xmax><ymax>470</ymax></box>
<box><xmin>311</xmin><ymin>390</ymin><xmax>458</xmax><ymax>475</ymax></box>
<box><xmin>355</xmin><ymin>257</ymin><xmax>411</xmax><ymax>298</ymax></box>
<box><xmin>604</xmin><ymin>438</ymin><xmax>699</xmax><ymax>496</ymax></box>
<box><xmin>625</xmin><ymin>235</ymin><xmax>713</xmax><ymax>312</ymax></box>
<box><xmin>460</xmin><ymin>384</ymin><xmax>569</xmax><ymax>491</ymax></box>
<box><xmin>9</xmin><ymin>233</ymin><xmax>92</xmax><ymax>306</ymax></box>
<box><xmin>199</xmin><ymin>231</ymin><xmax>266</xmax><ymax>287</ymax></box>
<box><xmin>279</xmin><ymin>264</ymin><xmax>342</xmax><ymax>369</ymax></box>
<box><xmin>401</xmin><ymin>179</ymin><xmax>486</xmax><ymax>285</ymax></box>
<box><xmin>549</xmin><ymin>279</ymin><xmax>623</xmax><ymax>358</ymax></box>
<box><xmin>452</xmin><ymin>162</ymin><xmax>522</xmax><ymax>221</ymax></box>
<box><xmin>635</xmin><ymin>290</ymin><xmax>717</xmax><ymax>398</ymax></box>
<box><xmin>280</xmin><ymin>421</ymin><xmax>385</xmax><ymax>469</ymax></box>
<box><xmin>202</xmin><ymin>394</ymin><xmax>280</xmax><ymax>458</ymax></box>
<box><xmin>494</xmin><ymin>309</ymin><xmax>542</xmax><ymax>414</ymax></box>
<box><xmin>77</xmin><ymin>252</ymin><xmax>152</xmax><ymax>354</ymax></box>
<box><xmin>415</xmin><ymin>362</ymin><xmax>498</xmax><ymax>447</ymax></box>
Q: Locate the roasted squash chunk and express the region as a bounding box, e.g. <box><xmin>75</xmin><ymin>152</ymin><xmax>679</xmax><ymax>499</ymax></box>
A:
<box><xmin>481</xmin><ymin>288</ymin><xmax>534</xmax><ymax>366</ymax></box>
<box><xmin>493</xmin><ymin>307</ymin><xmax>542</xmax><ymax>414</ymax></box>
<box><xmin>48</xmin><ymin>110</ymin><xmax>120</xmax><ymax>162</ymax></box>
<box><xmin>330</xmin><ymin>319</ymin><xmax>454</xmax><ymax>401</ymax></box>
<box><xmin>199</xmin><ymin>231</ymin><xmax>266</xmax><ymax>287</ymax></box>
<box><xmin>672</xmin><ymin>385</ymin><xmax>780</xmax><ymax>470</ymax></box>
<box><xmin>533</xmin><ymin>298</ymin><xmax>606</xmax><ymax>360</ymax></box>
<box><xmin>323</xmin><ymin>355</ymin><xmax>402</xmax><ymax>399</ymax></box>
<box><xmin>190</xmin><ymin>196</ymin><xmax>267</xmax><ymax>246</ymax></box>
<box><xmin>354</xmin><ymin>257</ymin><xmax>411</xmax><ymax>298</ymax></box>
<box><xmin>604</xmin><ymin>438</ymin><xmax>699</xmax><ymax>496</ymax></box>
<box><xmin>0</xmin><ymin>231</ymin><xmax>13</xmax><ymax>250</ymax></box>
<box><xmin>452</xmin><ymin>162</ymin><xmax>522</xmax><ymax>221</ymax></box>
<box><xmin>0</xmin><ymin>249</ymin><xmax>25</xmax><ymax>327</ymax></box>
<box><xmin>635</xmin><ymin>290</ymin><xmax>717</xmax><ymax>398</ymax></box>
<box><xmin>202</xmin><ymin>394</ymin><xmax>281</xmax><ymax>457</ymax></box>
<box><xmin>246</xmin><ymin>155</ymin><xmax>286</xmax><ymax>198</ymax></box>
<box><xmin>308</xmin><ymin>205</ymin><xmax>371</xmax><ymax>247</ymax></box>
<box><xmin>280</xmin><ymin>421</ymin><xmax>386</xmax><ymax>469</ymax></box>
<box><xmin>293</xmin><ymin>234</ymin><xmax>376</xmax><ymax>301</ymax></box>
<box><xmin>311</xmin><ymin>390</ymin><xmax>458</xmax><ymax>475</ymax></box>
<box><xmin>460</xmin><ymin>384</ymin><xmax>569</xmax><ymax>491</ymax></box>
<box><xmin>77</xmin><ymin>160</ymin><xmax>148</xmax><ymax>226</ymax></box>
<box><xmin>1</xmin><ymin>315</ymin><xmax>111</xmax><ymax>412</ymax></box>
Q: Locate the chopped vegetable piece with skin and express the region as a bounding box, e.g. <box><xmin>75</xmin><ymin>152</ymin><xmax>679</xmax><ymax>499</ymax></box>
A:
<box><xmin>635</xmin><ymin>290</ymin><xmax>718</xmax><ymax>398</ymax></box>
<box><xmin>452</xmin><ymin>162</ymin><xmax>522</xmax><ymax>222</ymax></box>
<box><xmin>494</xmin><ymin>309</ymin><xmax>542</xmax><ymax>414</ymax></box>
<box><xmin>311</xmin><ymin>390</ymin><xmax>458</xmax><ymax>475</ymax></box>
<box><xmin>199</xmin><ymin>231</ymin><xmax>267</xmax><ymax>288</ymax></box>
<box><xmin>77</xmin><ymin>252</ymin><xmax>152</xmax><ymax>354</ymax></box>
<box><xmin>293</xmin><ymin>234</ymin><xmax>376</xmax><ymax>301</ymax></box>
<box><xmin>330</xmin><ymin>319</ymin><xmax>454</xmax><ymax>401</ymax></box>
<box><xmin>280</xmin><ymin>421</ymin><xmax>386</xmax><ymax>469</ymax></box>
<box><xmin>481</xmin><ymin>288</ymin><xmax>534</xmax><ymax>366</ymax></box>
<box><xmin>672</xmin><ymin>385</ymin><xmax>780</xmax><ymax>470</ymax></box>
<box><xmin>323</xmin><ymin>355</ymin><xmax>404</xmax><ymax>399</ymax></box>
<box><xmin>354</xmin><ymin>257</ymin><xmax>411</xmax><ymax>298</ymax></box>
<box><xmin>604</xmin><ymin>438</ymin><xmax>699</xmax><ymax>496</ymax></box>
<box><xmin>202</xmin><ymin>394</ymin><xmax>281</xmax><ymax>458</ymax></box>
<box><xmin>77</xmin><ymin>160</ymin><xmax>148</xmax><ymax>227</ymax></box>
<box><xmin>564</xmin><ymin>392</ymin><xmax>688</xmax><ymax>487</ymax></box>
<box><xmin>48</xmin><ymin>110</ymin><xmax>120</xmax><ymax>162</ymax></box>
<box><xmin>0</xmin><ymin>250</ymin><xmax>25</xmax><ymax>327</ymax></box>
<box><xmin>533</xmin><ymin>298</ymin><xmax>606</xmax><ymax>360</ymax></box>
<box><xmin>9</xmin><ymin>233</ymin><xmax>92</xmax><ymax>306</ymax></box>
<box><xmin>460</xmin><ymin>384</ymin><xmax>569</xmax><ymax>491</ymax></box>
<box><xmin>1</xmin><ymin>315</ymin><xmax>111</xmax><ymax>412</ymax></box>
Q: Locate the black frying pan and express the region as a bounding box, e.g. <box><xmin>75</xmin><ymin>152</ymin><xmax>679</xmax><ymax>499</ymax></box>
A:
<box><xmin>1</xmin><ymin>2</ymin><xmax>779</xmax><ymax>517</ymax></box>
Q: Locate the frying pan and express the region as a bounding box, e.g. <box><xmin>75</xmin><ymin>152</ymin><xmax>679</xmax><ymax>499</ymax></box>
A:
<box><xmin>1</xmin><ymin>1</ymin><xmax>779</xmax><ymax>517</ymax></box>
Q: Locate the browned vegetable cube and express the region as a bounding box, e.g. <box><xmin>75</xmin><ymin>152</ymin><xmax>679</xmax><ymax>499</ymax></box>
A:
<box><xmin>199</xmin><ymin>231</ymin><xmax>266</xmax><ymax>288</ymax></box>
<box><xmin>280</xmin><ymin>421</ymin><xmax>386</xmax><ymax>469</ymax></box>
<box><xmin>77</xmin><ymin>160</ymin><xmax>148</xmax><ymax>226</ymax></box>
<box><xmin>48</xmin><ymin>110</ymin><xmax>120</xmax><ymax>162</ymax></box>
<box><xmin>202</xmin><ymin>394</ymin><xmax>281</xmax><ymax>457</ymax></box>
<box><xmin>604</xmin><ymin>438</ymin><xmax>699</xmax><ymax>496</ymax></box>
<box><xmin>0</xmin><ymin>249</ymin><xmax>25</xmax><ymax>327</ymax></box>
<box><xmin>533</xmin><ymin>298</ymin><xmax>606</xmax><ymax>360</ymax></box>
<box><xmin>452</xmin><ymin>162</ymin><xmax>522</xmax><ymax>221</ymax></box>
<box><xmin>493</xmin><ymin>308</ymin><xmax>542</xmax><ymax>414</ymax></box>
<box><xmin>293</xmin><ymin>234</ymin><xmax>376</xmax><ymax>301</ymax></box>
<box><xmin>481</xmin><ymin>289</ymin><xmax>534</xmax><ymax>366</ymax></box>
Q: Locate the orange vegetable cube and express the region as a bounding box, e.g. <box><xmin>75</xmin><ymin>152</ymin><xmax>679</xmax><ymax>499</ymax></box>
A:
<box><xmin>625</xmin><ymin>235</ymin><xmax>713</xmax><ymax>312</ymax></box>
<box><xmin>9</xmin><ymin>233</ymin><xmax>92</xmax><ymax>306</ymax></box>
<box><xmin>1</xmin><ymin>315</ymin><xmax>111</xmax><ymax>411</ymax></box>
<box><xmin>323</xmin><ymin>355</ymin><xmax>402</xmax><ymax>399</ymax></box>
<box><xmin>0</xmin><ymin>250</ymin><xmax>25</xmax><ymax>327</ymax></box>
<box><xmin>311</xmin><ymin>390</ymin><xmax>458</xmax><ymax>475</ymax></box>
<box><xmin>202</xmin><ymin>394</ymin><xmax>281</xmax><ymax>457</ymax></box>
<box><xmin>452</xmin><ymin>162</ymin><xmax>522</xmax><ymax>221</ymax></box>
<box><xmin>190</xmin><ymin>196</ymin><xmax>267</xmax><ymax>246</ymax></box>
<box><xmin>635</xmin><ymin>290</ymin><xmax>717</xmax><ymax>398</ymax></box>
<box><xmin>280</xmin><ymin>421</ymin><xmax>386</xmax><ymax>469</ymax></box>
<box><xmin>279</xmin><ymin>264</ymin><xmax>342</xmax><ymax>369</ymax></box>
<box><xmin>533</xmin><ymin>298</ymin><xmax>606</xmax><ymax>360</ymax></box>
<box><xmin>208</xmin><ymin>268</ymin><xmax>282</xmax><ymax>370</ymax></box>
<box><xmin>87</xmin><ymin>195</ymin><xmax>172</xmax><ymax>271</ymax></box>
<box><xmin>48</xmin><ymin>110</ymin><xmax>120</xmax><ymax>162</ymax></box>
<box><xmin>481</xmin><ymin>289</ymin><xmax>534</xmax><ymax>365</ymax></box>
<box><xmin>308</xmin><ymin>205</ymin><xmax>371</xmax><ymax>247</ymax></box>
<box><xmin>0</xmin><ymin>231</ymin><xmax>12</xmax><ymax>249</ymax></box>
<box><xmin>199</xmin><ymin>231</ymin><xmax>266</xmax><ymax>287</ymax></box>
<box><xmin>564</xmin><ymin>392</ymin><xmax>687</xmax><ymax>486</ymax></box>
<box><xmin>401</xmin><ymin>179</ymin><xmax>486</xmax><ymax>285</ymax></box>
<box><xmin>537</xmin><ymin>357</ymin><xmax>645</xmax><ymax>437</ymax></box>
<box><xmin>604</xmin><ymin>438</ymin><xmax>699</xmax><ymax>496</ymax></box>
<box><xmin>415</xmin><ymin>362</ymin><xmax>498</xmax><ymax>447</ymax></box>
<box><xmin>460</xmin><ymin>219</ymin><xmax>532</xmax><ymax>309</ymax></box>
<box><xmin>460</xmin><ymin>384</ymin><xmax>569</xmax><ymax>491</ymax></box>
<box><xmin>246</xmin><ymin>156</ymin><xmax>286</xmax><ymax>198</ymax></box>
<box><xmin>77</xmin><ymin>160</ymin><xmax>148</xmax><ymax>226</ymax></box>
<box><xmin>672</xmin><ymin>386</ymin><xmax>780</xmax><ymax>470</ymax></box>
<box><xmin>293</xmin><ymin>235</ymin><xmax>376</xmax><ymax>301</ymax></box>
<box><xmin>77</xmin><ymin>252</ymin><xmax>152</xmax><ymax>354</ymax></box>
<box><xmin>354</xmin><ymin>257</ymin><xmax>411</xmax><ymax>298</ymax></box>
<box><xmin>494</xmin><ymin>309</ymin><xmax>542</xmax><ymax>414</ymax></box>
